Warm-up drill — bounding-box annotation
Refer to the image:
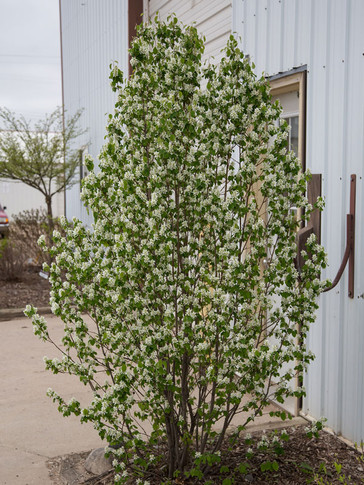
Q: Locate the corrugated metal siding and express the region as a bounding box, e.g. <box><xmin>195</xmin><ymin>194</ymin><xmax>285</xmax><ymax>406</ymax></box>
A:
<box><xmin>147</xmin><ymin>0</ymin><xmax>232</xmax><ymax>64</ymax></box>
<box><xmin>60</xmin><ymin>0</ymin><xmax>128</xmax><ymax>224</ymax></box>
<box><xmin>0</xmin><ymin>179</ymin><xmax>64</xmax><ymax>219</ymax></box>
<box><xmin>233</xmin><ymin>0</ymin><xmax>364</xmax><ymax>444</ymax></box>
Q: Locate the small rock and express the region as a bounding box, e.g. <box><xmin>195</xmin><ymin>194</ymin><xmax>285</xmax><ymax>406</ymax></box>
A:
<box><xmin>84</xmin><ymin>447</ymin><xmax>113</xmax><ymax>475</ymax></box>
<box><xmin>245</xmin><ymin>474</ymin><xmax>254</xmax><ymax>482</ymax></box>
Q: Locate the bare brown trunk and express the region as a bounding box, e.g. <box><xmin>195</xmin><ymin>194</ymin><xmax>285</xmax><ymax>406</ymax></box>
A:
<box><xmin>45</xmin><ymin>194</ymin><xmax>54</xmax><ymax>233</ymax></box>
<box><xmin>165</xmin><ymin>411</ymin><xmax>179</xmax><ymax>479</ymax></box>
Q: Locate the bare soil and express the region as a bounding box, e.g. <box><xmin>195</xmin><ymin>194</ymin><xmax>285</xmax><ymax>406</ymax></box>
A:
<box><xmin>47</xmin><ymin>426</ymin><xmax>364</xmax><ymax>485</ymax></box>
<box><xmin>0</xmin><ymin>266</ymin><xmax>50</xmax><ymax>309</ymax></box>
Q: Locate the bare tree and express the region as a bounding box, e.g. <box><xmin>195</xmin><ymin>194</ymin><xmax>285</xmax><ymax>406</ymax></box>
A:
<box><xmin>0</xmin><ymin>107</ymin><xmax>84</xmax><ymax>228</ymax></box>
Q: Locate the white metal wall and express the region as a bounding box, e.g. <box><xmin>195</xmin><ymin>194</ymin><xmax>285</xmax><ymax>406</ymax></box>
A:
<box><xmin>145</xmin><ymin>0</ymin><xmax>232</xmax><ymax>65</ymax></box>
<box><xmin>233</xmin><ymin>0</ymin><xmax>364</xmax><ymax>444</ymax></box>
<box><xmin>0</xmin><ymin>179</ymin><xmax>64</xmax><ymax>220</ymax></box>
<box><xmin>60</xmin><ymin>0</ymin><xmax>128</xmax><ymax>224</ymax></box>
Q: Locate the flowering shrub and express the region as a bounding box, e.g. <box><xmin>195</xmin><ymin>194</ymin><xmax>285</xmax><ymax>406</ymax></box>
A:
<box><xmin>25</xmin><ymin>17</ymin><xmax>327</xmax><ymax>484</ymax></box>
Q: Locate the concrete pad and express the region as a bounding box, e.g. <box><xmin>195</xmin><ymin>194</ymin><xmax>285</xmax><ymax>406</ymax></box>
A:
<box><xmin>0</xmin><ymin>314</ymin><xmax>307</xmax><ymax>484</ymax></box>
<box><xmin>0</xmin><ymin>446</ymin><xmax>50</xmax><ymax>485</ymax></box>
<box><xmin>0</xmin><ymin>315</ymin><xmax>103</xmax><ymax>484</ymax></box>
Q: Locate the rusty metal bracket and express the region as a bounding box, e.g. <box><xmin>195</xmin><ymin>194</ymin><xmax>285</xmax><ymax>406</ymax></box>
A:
<box><xmin>323</xmin><ymin>174</ymin><xmax>356</xmax><ymax>298</ymax></box>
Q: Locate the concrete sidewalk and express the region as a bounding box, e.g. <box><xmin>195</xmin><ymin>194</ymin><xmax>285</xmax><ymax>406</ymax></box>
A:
<box><xmin>0</xmin><ymin>315</ymin><xmax>103</xmax><ymax>485</ymax></box>
<box><xmin>0</xmin><ymin>314</ymin><xmax>306</xmax><ymax>484</ymax></box>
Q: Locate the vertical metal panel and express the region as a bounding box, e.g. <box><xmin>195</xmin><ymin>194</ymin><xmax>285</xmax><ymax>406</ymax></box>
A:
<box><xmin>281</xmin><ymin>0</ymin><xmax>295</xmax><ymax>72</ymax></box>
<box><xmin>234</xmin><ymin>0</ymin><xmax>364</xmax><ymax>444</ymax></box>
<box><xmin>338</xmin><ymin>0</ymin><xmax>364</xmax><ymax>442</ymax></box>
<box><xmin>268</xmin><ymin>0</ymin><xmax>283</xmax><ymax>74</ymax></box>
<box><xmin>253</xmin><ymin>0</ymin><xmax>268</xmax><ymax>73</ymax></box>
<box><xmin>60</xmin><ymin>0</ymin><xmax>128</xmax><ymax>224</ymax></box>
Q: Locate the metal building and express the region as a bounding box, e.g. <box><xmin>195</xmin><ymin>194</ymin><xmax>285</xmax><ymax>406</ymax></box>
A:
<box><xmin>60</xmin><ymin>0</ymin><xmax>364</xmax><ymax>445</ymax></box>
<box><xmin>60</xmin><ymin>0</ymin><xmax>129</xmax><ymax>224</ymax></box>
<box><xmin>232</xmin><ymin>0</ymin><xmax>364</xmax><ymax>447</ymax></box>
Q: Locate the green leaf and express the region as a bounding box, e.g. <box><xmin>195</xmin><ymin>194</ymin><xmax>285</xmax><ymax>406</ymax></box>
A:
<box><xmin>222</xmin><ymin>479</ymin><xmax>232</xmax><ymax>485</ymax></box>
<box><xmin>261</xmin><ymin>461</ymin><xmax>272</xmax><ymax>472</ymax></box>
<box><xmin>238</xmin><ymin>462</ymin><xmax>248</xmax><ymax>474</ymax></box>
<box><xmin>300</xmin><ymin>462</ymin><xmax>314</xmax><ymax>474</ymax></box>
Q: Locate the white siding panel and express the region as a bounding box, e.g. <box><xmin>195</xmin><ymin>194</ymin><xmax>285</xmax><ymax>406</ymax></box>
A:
<box><xmin>147</xmin><ymin>0</ymin><xmax>232</xmax><ymax>63</ymax></box>
<box><xmin>242</xmin><ymin>0</ymin><xmax>258</xmax><ymax>68</ymax></box>
<box><xmin>294</xmin><ymin>0</ymin><xmax>310</xmax><ymax>68</ymax></box>
<box><xmin>60</xmin><ymin>0</ymin><xmax>128</xmax><ymax>224</ymax></box>
<box><xmin>267</xmin><ymin>1</ymin><xmax>283</xmax><ymax>75</ymax></box>
<box><xmin>197</xmin><ymin>8</ymin><xmax>231</xmax><ymax>42</ymax></box>
<box><xmin>281</xmin><ymin>0</ymin><xmax>296</xmax><ymax>72</ymax></box>
<box><xmin>0</xmin><ymin>179</ymin><xmax>64</xmax><ymax>219</ymax></box>
<box><xmin>150</xmin><ymin>0</ymin><xmax>230</xmax><ymax>22</ymax></box>
<box><xmin>149</xmin><ymin>0</ymin><xmax>171</xmax><ymax>15</ymax></box>
<box><xmin>339</xmin><ymin>0</ymin><xmax>364</xmax><ymax>441</ymax></box>
<box><xmin>323</xmin><ymin>0</ymin><xmax>348</xmax><ymax>434</ymax></box>
<box><xmin>234</xmin><ymin>0</ymin><xmax>364</xmax><ymax>444</ymax></box>
<box><xmin>253</xmin><ymin>1</ymin><xmax>268</xmax><ymax>74</ymax></box>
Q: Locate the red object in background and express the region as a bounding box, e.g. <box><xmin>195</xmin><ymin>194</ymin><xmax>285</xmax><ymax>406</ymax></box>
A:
<box><xmin>0</xmin><ymin>203</ymin><xmax>9</xmax><ymax>238</ymax></box>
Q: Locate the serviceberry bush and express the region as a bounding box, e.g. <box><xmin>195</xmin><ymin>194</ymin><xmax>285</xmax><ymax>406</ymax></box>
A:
<box><xmin>25</xmin><ymin>17</ymin><xmax>327</xmax><ymax>484</ymax></box>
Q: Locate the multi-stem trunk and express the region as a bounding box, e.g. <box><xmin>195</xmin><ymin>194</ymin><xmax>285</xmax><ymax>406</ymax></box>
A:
<box><xmin>165</xmin><ymin>405</ymin><xmax>180</xmax><ymax>479</ymax></box>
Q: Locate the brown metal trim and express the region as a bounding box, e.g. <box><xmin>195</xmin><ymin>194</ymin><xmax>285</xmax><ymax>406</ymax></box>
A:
<box><xmin>295</xmin><ymin>226</ymin><xmax>314</xmax><ymax>272</ymax></box>
<box><xmin>323</xmin><ymin>217</ymin><xmax>351</xmax><ymax>293</ymax></box>
<box><xmin>269</xmin><ymin>65</ymin><xmax>308</xmax><ymax>82</ymax></box>
<box><xmin>323</xmin><ymin>174</ymin><xmax>356</xmax><ymax>298</ymax></box>
<box><xmin>301</xmin><ymin>70</ymin><xmax>307</xmax><ymax>174</ymax></box>
<box><xmin>348</xmin><ymin>174</ymin><xmax>356</xmax><ymax>297</ymax></box>
<box><xmin>128</xmin><ymin>0</ymin><xmax>143</xmax><ymax>76</ymax></box>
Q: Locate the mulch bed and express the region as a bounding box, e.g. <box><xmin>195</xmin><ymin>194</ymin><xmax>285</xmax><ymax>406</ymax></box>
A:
<box><xmin>0</xmin><ymin>266</ymin><xmax>50</xmax><ymax>309</ymax></box>
<box><xmin>48</xmin><ymin>426</ymin><xmax>364</xmax><ymax>484</ymax></box>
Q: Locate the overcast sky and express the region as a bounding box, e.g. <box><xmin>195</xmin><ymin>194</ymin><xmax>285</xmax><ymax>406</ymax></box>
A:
<box><xmin>0</xmin><ymin>0</ymin><xmax>61</xmax><ymax>124</ymax></box>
